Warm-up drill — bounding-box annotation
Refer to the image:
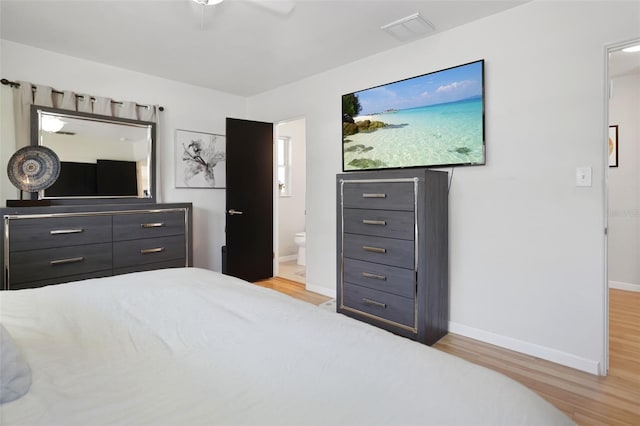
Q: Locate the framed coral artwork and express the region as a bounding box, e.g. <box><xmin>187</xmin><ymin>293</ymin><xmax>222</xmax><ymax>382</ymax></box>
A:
<box><xmin>609</xmin><ymin>125</ymin><xmax>618</xmax><ymax>168</ymax></box>
<box><xmin>175</xmin><ymin>129</ymin><xmax>226</xmax><ymax>188</ymax></box>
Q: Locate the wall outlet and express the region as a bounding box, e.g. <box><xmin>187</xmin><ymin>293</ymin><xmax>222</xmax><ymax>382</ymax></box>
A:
<box><xmin>576</xmin><ymin>167</ymin><xmax>592</xmax><ymax>187</ymax></box>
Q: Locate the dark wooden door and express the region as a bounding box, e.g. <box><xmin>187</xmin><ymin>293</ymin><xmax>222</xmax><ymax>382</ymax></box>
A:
<box><xmin>225</xmin><ymin>117</ymin><xmax>273</xmax><ymax>282</ymax></box>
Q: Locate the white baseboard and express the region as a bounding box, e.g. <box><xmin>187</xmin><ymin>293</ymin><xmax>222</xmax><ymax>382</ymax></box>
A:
<box><xmin>278</xmin><ymin>254</ymin><xmax>297</xmax><ymax>263</ymax></box>
<box><xmin>448</xmin><ymin>321</ymin><xmax>601</xmax><ymax>375</ymax></box>
<box><xmin>608</xmin><ymin>280</ymin><xmax>640</xmax><ymax>292</ymax></box>
<box><xmin>306</xmin><ymin>282</ymin><xmax>336</xmax><ymax>298</ymax></box>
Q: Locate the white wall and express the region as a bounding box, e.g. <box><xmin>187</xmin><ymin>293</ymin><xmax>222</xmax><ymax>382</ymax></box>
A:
<box><xmin>0</xmin><ymin>40</ymin><xmax>247</xmax><ymax>271</ymax></box>
<box><xmin>608</xmin><ymin>72</ymin><xmax>640</xmax><ymax>291</ymax></box>
<box><xmin>277</xmin><ymin>118</ymin><xmax>306</xmax><ymax>258</ymax></box>
<box><xmin>247</xmin><ymin>0</ymin><xmax>640</xmax><ymax>374</ymax></box>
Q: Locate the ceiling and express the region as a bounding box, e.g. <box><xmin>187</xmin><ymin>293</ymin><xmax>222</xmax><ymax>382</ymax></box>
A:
<box><xmin>610</xmin><ymin>48</ymin><xmax>640</xmax><ymax>78</ymax></box>
<box><xmin>0</xmin><ymin>0</ymin><xmax>532</xmax><ymax>97</ymax></box>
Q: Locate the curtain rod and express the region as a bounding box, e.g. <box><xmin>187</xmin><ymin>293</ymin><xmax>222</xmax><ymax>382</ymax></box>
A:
<box><xmin>0</xmin><ymin>78</ymin><xmax>164</xmax><ymax>111</ymax></box>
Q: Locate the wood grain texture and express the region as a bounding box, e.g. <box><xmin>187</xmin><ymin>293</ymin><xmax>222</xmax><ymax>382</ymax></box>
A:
<box><xmin>254</xmin><ymin>276</ymin><xmax>332</xmax><ymax>306</ymax></box>
<box><xmin>262</xmin><ymin>279</ymin><xmax>639</xmax><ymax>426</ymax></box>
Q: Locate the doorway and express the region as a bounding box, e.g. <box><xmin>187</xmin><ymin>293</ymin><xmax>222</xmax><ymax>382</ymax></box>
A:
<box><xmin>607</xmin><ymin>43</ymin><xmax>640</xmax><ymax>293</ymax></box>
<box><xmin>605</xmin><ymin>39</ymin><xmax>640</xmax><ymax>374</ymax></box>
<box><xmin>274</xmin><ymin>117</ymin><xmax>307</xmax><ymax>284</ymax></box>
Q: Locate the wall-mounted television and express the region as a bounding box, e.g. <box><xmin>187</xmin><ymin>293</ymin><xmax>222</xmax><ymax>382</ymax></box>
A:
<box><xmin>342</xmin><ymin>59</ymin><xmax>485</xmax><ymax>171</ymax></box>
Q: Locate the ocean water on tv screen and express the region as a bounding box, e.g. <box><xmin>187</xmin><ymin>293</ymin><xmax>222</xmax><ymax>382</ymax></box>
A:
<box><xmin>343</xmin><ymin>97</ymin><xmax>483</xmax><ymax>170</ymax></box>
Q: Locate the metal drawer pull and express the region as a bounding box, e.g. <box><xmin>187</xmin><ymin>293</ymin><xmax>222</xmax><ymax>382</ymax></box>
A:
<box><xmin>50</xmin><ymin>229</ymin><xmax>84</xmax><ymax>235</ymax></box>
<box><xmin>362</xmin><ymin>246</ymin><xmax>386</xmax><ymax>254</ymax></box>
<box><xmin>362</xmin><ymin>271</ymin><xmax>386</xmax><ymax>280</ymax></box>
<box><xmin>362</xmin><ymin>219</ymin><xmax>386</xmax><ymax>226</ymax></box>
<box><xmin>141</xmin><ymin>247</ymin><xmax>165</xmax><ymax>255</ymax></box>
<box><xmin>50</xmin><ymin>256</ymin><xmax>84</xmax><ymax>266</ymax></box>
<box><xmin>362</xmin><ymin>298</ymin><xmax>387</xmax><ymax>309</ymax></box>
<box><xmin>362</xmin><ymin>193</ymin><xmax>386</xmax><ymax>198</ymax></box>
<box><xmin>141</xmin><ymin>222</ymin><xmax>165</xmax><ymax>228</ymax></box>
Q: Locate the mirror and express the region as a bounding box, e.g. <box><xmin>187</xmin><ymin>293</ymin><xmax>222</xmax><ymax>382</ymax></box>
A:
<box><xmin>31</xmin><ymin>105</ymin><xmax>155</xmax><ymax>203</ymax></box>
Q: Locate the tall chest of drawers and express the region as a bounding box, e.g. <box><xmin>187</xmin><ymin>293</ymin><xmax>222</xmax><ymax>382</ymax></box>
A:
<box><xmin>1</xmin><ymin>203</ymin><xmax>192</xmax><ymax>290</ymax></box>
<box><xmin>337</xmin><ymin>169</ymin><xmax>448</xmax><ymax>345</ymax></box>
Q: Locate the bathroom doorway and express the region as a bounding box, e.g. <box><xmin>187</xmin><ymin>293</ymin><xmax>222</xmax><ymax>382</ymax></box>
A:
<box><xmin>275</xmin><ymin>117</ymin><xmax>307</xmax><ymax>284</ymax></box>
<box><xmin>605</xmin><ymin>39</ymin><xmax>640</xmax><ymax>374</ymax></box>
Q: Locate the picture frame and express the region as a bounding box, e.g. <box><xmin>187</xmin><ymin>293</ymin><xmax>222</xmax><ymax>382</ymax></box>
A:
<box><xmin>175</xmin><ymin>129</ymin><xmax>226</xmax><ymax>188</ymax></box>
<box><xmin>608</xmin><ymin>125</ymin><xmax>618</xmax><ymax>168</ymax></box>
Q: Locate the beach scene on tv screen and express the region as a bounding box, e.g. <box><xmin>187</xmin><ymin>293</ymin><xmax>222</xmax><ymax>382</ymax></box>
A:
<box><xmin>342</xmin><ymin>60</ymin><xmax>484</xmax><ymax>170</ymax></box>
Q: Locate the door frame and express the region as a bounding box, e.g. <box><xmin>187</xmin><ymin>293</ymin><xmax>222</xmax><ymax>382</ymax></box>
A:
<box><xmin>602</xmin><ymin>37</ymin><xmax>640</xmax><ymax>375</ymax></box>
<box><xmin>273</xmin><ymin>116</ymin><xmax>306</xmax><ymax>278</ymax></box>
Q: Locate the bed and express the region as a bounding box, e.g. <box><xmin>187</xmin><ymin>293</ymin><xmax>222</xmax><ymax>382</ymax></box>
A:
<box><xmin>0</xmin><ymin>267</ymin><xmax>573</xmax><ymax>425</ymax></box>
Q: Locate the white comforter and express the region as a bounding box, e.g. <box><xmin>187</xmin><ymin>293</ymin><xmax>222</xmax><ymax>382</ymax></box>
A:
<box><xmin>0</xmin><ymin>267</ymin><xmax>573</xmax><ymax>425</ymax></box>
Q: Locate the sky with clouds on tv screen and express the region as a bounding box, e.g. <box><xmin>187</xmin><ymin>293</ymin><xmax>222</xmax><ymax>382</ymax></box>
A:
<box><xmin>354</xmin><ymin>60</ymin><xmax>483</xmax><ymax>116</ymax></box>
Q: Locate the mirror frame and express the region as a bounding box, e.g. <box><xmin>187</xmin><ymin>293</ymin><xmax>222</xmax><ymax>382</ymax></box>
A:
<box><xmin>30</xmin><ymin>105</ymin><xmax>156</xmax><ymax>204</ymax></box>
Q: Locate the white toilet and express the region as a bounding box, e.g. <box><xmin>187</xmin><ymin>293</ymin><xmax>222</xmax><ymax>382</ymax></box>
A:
<box><xmin>294</xmin><ymin>232</ymin><xmax>306</xmax><ymax>266</ymax></box>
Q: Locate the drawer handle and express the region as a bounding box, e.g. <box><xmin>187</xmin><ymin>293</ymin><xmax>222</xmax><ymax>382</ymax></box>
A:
<box><xmin>50</xmin><ymin>256</ymin><xmax>84</xmax><ymax>266</ymax></box>
<box><xmin>362</xmin><ymin>298</ymin><xmax>387</xmax><ymax>309</ymax></box>
<box><xmin>141</xmin><ymin>247</ymin><xmax>165</xmax><ymax>255</ymax></box>
<box><xmin>362</xmin><ymin>219</ymin><xmax>386</xmax><ymax>226</ymax></box>
<box><xmin>141</xmin><ymin>222</ymin><xmax>165</xmax><ymax>228</ymax></box>
<box><xmin>50</xmin><ymin>229</ymin><xmax>84</xmax><ymax>235</ymax></box>
<box><xmin>362</xmin><ymin>271</ymin><xmax>386</xmax><ymax>281</ymax></box>
<box><xmin>362</xmin><ymin>193</ymin><xmax>386</xmax><ymax>199</ymax></box>
<box><xmin>362</xmin><ymin>246</ymin><xmax>386</xmax><ymax>254</ymax></box>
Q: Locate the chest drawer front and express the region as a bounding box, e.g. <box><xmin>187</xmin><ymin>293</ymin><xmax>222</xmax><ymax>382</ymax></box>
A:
<box><xmin>341</xmin><ymin>182</ymin><xmax>414</xmax><ymax>211</ymax></box>
<box><xmin>342</xmin><ymin>258</ymin><xmax>415</xmax><ymax>298</ymax></box>
<box><xmin>113</xmin><ymin>258</ymin><xmax>186</xmax><ymax>277</ymax></box>
<box><xmin>8</xmin><ymin>216</ymin><xmax>112</xmax><ymax>251</ymax></box>
<box><xmin>343</xmin><ymin>233</ymin><xmax>414</xmax><ymax>269</ymax></box>
<box><xmin>342</xmin><ymin>283</ymin><xmax>415</xmax><ymax>328</ymax></box>
<box><xmin>113</xmin><ymin>211</ymin><xmax>185</xmax><ymax>241</ymax></box>
<box><xmin>113</xmin><ymin>235</ymin><xmax>186</xmax><ymax>268</ymax></box>
<box><xmin>9</xmin><ymin>243</ymin><xmax>113</xmax><ymax>284</ymax></box>
<box><xmin>343</xmin><ymin>208</ymin><xmax>414</xmax><ymax>240</ymax></box>
<box><xmin>9</xmin><ymin>271</ymin><xmax>113</xmax><ymax>290</ymax></box>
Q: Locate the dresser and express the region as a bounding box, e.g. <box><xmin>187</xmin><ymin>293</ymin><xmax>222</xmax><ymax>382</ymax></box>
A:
<box><xmin>336</xmin><ymin>169</ymin><xmax>448</xmax><ymax>345</ymax></box>
<box><xmin>1</xmin><ymin>203</ymin><xmax>192</xmax><ymax>290</ymax></box>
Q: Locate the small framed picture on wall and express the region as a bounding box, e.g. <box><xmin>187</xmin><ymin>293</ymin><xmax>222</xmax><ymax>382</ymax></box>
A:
<box><xmin>175</xmin><ymin>129</ymin><xmax>226</xmax><ymax>188</ymax></box>
<box><xmin>608</xmin><ymin>125</ymin><xmax>618</xmax><ymax>168</ymax></box>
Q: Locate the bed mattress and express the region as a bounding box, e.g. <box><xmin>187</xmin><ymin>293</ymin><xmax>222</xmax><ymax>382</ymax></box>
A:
<box><xmin>0</xmin><ymin>267</ymin><xmax>573</xmax><ymax>425</ymax></box>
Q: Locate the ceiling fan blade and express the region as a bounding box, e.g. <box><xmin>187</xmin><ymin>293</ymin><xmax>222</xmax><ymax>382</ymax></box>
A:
<box><xmin>246</xmin><ymin>0</ymin><xmax>296</xmax><ymax>16</ymax></box>
<box><xmin>185</xmin><ymin>0</ymin><xmax>228</xmax><ymax>30</ymax></box>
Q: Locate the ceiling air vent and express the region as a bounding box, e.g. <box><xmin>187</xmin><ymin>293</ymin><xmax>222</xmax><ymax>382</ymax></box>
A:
<box><xmin>381</xmin><ymin>13</ymin><xmax>434</xmax><ymax>41</ymax></box>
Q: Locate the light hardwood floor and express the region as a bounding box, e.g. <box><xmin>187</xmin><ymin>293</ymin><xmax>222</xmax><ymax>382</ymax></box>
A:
<box><xmin>255</xmin><ymin>278</ymin><xmax>640</xmax><ymax>426</ymax></box>
<box><xmin>433</xmin><ymin>290</ymin><xmax>640</xmax><ymax>425</ymax></box>
<box><xmin>254</xmin><ymin>276</ymin><xmax>332</xmax><ymax>305</ymax></box>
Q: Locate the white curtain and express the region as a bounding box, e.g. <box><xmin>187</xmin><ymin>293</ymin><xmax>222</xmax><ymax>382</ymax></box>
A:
<box><xmin>11</xmin><ymin>81</ymin><xmax>160</xmax><ymax>149</ymax></box>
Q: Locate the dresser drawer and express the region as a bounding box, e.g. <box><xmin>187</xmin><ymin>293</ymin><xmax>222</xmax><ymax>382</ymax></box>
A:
<box><xmin>8</xmin><ymin>216</ymin><xmax>112</xmax><ymax>251</ymax></box>
<box><xmin>113</xmin><ymin>211</ymin><xmax>186</xmax><ymax>241</ymax></box>
<box><xmin>342</xmin><ymin>258</ymin><xmax>415</xmax><ymax>298</ymax></box>
<box><xmin>343</xmin><ymin>233</ymin><xmax>414</xmax><ymax>269</ymax></box>
<box><xmin>341</xmin><ymin>182</ymin><xmax>415</xmax><ymax>211</ymax></box>
<box><xmin>342</xmin><ymin>283</ymin><xmax>415</xmax><ymax>328</ymax></box>
<box><xmin>9</xmin><ymin>243</ymin><xmax>113</xmax><ymax>284</ymax></box>
<box><xmin>9</xmin><ymin>271</ymin><xmax>113</xmax><ymax>290</ymax></box>
<box><xmin>113</xmin><ymin>259</ymin><xmax>186</xmax><ymax>277</ymax></box>
<box><xmin>343</xmin><ymin>208</ymin><xmax>414</xmax><ymax>240</ymax></box>
<box><xmin>113</xmin><ymin>235</ymin><xmax>185</xmax><ymax>268</ymax></box>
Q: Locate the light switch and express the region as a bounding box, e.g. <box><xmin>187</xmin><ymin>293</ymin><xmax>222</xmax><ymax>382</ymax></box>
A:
<box><xmin>576</xmin><ymin>167</ymin><xmax>592</xmax><ymax>187</ymax></box>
